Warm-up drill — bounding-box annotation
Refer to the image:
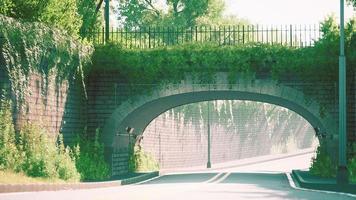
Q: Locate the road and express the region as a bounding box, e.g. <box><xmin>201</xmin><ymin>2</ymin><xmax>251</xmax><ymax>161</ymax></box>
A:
<box><xmin>1</xmin><ymin>150</ymin><xmax>354</xmax><ymax>200</ymax></box>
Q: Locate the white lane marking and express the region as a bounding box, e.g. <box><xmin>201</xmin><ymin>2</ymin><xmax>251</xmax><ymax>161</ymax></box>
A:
<box><xmin>204</xmin><ymin>173</ymin><xmax>225</xmax><ymax>183</ymax></box>
<box><xmin>285</xmin><ymin>173</ymin><xmax>356</xmax><ymax>198</ymax></box>
<box><xmin>213</xmin><ymin>172</ymin><xmax>231</xmax><ymax>184</ymax></box>
<box><xmin>132</xmin><ymin>174</ymin><xmax>163</xmax><ymax>185</ymax></box>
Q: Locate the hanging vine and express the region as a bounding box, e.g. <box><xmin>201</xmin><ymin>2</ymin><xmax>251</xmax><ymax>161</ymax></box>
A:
<box><xmin>0</xmin><ymin>15</ymin><xmax>93</xmax><ymax>111</ymax></box>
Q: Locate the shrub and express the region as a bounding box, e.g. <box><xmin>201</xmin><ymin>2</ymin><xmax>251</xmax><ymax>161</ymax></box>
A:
<box><xmin>73</xmin><ymin>128</ymin><xmax>109</xmax><ymax>181</ymax></box>
<box><xmin>349</xmin><ymin>157</ymin><xmax>356</xmax><ymax>183</ymax></box>
<box><xmin>55</xmin><ymin>135</ymin><xmax>80</xmax><ymax>181</ymax></box>
<box><xmin>19</xmin><ymin>123</ymin><xmax>57</xmax><ymax>178</ymax></box>
<box><xmin>0</xmin><ymin>95</ymin><xmax>80</xmax><ymax>181</ymax></box>
<box><xmin>129</xmin><ymin>145</ymin><xmax>159</xmax><ymax>173</ymax></box>
<box><xmin>0</xmin><ymin>97</ymin><xmax>22</xmax><ymax>171</ymax></box>
<box><xmin>18</xmin><ymin>123</ymin><xmax>80</xmax><ymax>181</ymax></box>
<box><xmin>309</xmin><ymin>145</ymin><xmax>337</xmax><ymax>178</ymax></box>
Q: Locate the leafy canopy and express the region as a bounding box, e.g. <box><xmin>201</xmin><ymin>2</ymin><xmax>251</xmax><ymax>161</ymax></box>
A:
<box><xmin>118</xmin><ymin>0</ymin><xmax>234</xmax><ymax>29</ymax></box>
<box><xmin>0</xmin><ymin>0</ymin><xmax>102</xmax><ymax>38</ymax></box>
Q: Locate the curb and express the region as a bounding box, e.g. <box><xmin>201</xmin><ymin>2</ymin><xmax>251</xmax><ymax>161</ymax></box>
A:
<box><xmin>291</xmin><ymin>170</ymin><xmax>356</xmax><ymax>195</ymax></box>
<box><xmin>121</xmin><ymin>171</ymin><xmax>159</xmax><ymax>185</ymax></box>
<box><xmin>0</xmin><ymin>171</ymin><xmax>159</xmax><ymax>193</ymax></box>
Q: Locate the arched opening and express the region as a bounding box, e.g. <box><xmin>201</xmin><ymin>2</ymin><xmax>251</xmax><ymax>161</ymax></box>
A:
<box><xmin>103</xmin><ymin>85</ymin><xmax>335</xmax><ymax>176</ymax></box>
<box><xmin>136</xmin><ymin>100</ymin><xmax>319</xmax><ymax>172</ymax></box>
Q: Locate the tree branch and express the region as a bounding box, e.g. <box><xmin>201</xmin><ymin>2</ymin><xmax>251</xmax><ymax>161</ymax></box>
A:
<box><xmin>95</xmin><ymin>0</ymin><xmax>104</xmax><ymax>14</ymax></box>
<box><xmin>143</xmin><ymin>0</ymin><xmax>160</xmax><ymax>16</ymax></box>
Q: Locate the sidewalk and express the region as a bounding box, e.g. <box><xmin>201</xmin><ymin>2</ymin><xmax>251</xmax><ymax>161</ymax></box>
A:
<box><xmin>160</xmin><ymin>148</ymin><xmax>315</xmax><ymax>174</ymax></box>
<box><xmin>292</xmin><ymin>170</ymin><xmax>356</xmax><ymax>194</ymax></box>
<box><xmin>0</xmin><ymin>171</ymin><xmax>159</xmax><ymax>193</ymax></box>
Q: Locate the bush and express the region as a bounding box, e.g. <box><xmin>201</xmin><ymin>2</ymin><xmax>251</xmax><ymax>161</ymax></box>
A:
<box><xmin>0</xmin><ymin>97</ymin><xmax>22</xmax><ymax>171</ymax></box>
<box><xmin>19</xmin><ymin>123</ymin><xmax>57</xmax><ymax>178</ymax></box>
<box><xmin>0</xmin><ymin>96</ymin><xmax>79</xmax><ymax>181</ymax></box>
<box><xmin>55</xmin><ymin>135</ymin><xmax>80</xmax><ymax>181</ymax></box>
<box><xmin>309</xmin><ymin>145</ymin><xmax>337</xmax><ymax>178</ymax></box>
<box><xmin>18</xmin><ymin>123</ymin><xmax>80</xmax><ymax>181</ymax></box>
<box><xmin>73</xmin><ymin>128</ymin><xmax>109</xmax><ymax>181</ymax></box>
<box><xmin>0</xmin><ymin>96</ymin><xmax>107</xmax><ymax>182</ymax></box>
<box><xmin>129</xmin><ymin>145</ymin><xmax>159</xmax><ymax>173</ymax></box>
<box><xmin>349</xmin><ymin>154</ymin><xmax>356</xmax><ymax>183</ymax></box>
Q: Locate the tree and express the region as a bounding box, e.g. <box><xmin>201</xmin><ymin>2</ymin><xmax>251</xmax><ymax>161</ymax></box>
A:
<box><xmin>77</xmin><ymin>0</ymin><xmax>103</xmax><ymax>38</ymax></box>
<box><xmin>347</xmin><ymin>0</ymin><xmax>356</xmax><ymax>8</ymax></box>
<box><xmin>0</xmin><ymin>0</ymin><xmax>102</xmax><ymax>38</ymax></box>
<box><xmin>40</xmin><ymin>0</ymin><xmax>82</xmax><ymax>37</ymax></box>
<box><xmin>0</xmin><ymin>0</ymin><xmax>13</xmax><ymax>16</ymax></box>
<box><xmin>117</xmin><ymin>0</ymin><xmax>226</xmax><ymax>29</ymax></box>
<box><xmin>1</xmin><ymin>0</ymin><xmax>48</xmax><ymax>20</ymax></box>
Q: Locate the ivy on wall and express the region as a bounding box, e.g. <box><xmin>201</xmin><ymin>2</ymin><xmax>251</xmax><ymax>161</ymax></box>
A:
<box><xmin>92</xmin><ymin>43</ymin><xmax>287</xmax><ymax>85</ymax></box>
<box><xmin>0</xmin><ymin>15</ymin><xmax>93</xmax><ymax>111</ymax></box>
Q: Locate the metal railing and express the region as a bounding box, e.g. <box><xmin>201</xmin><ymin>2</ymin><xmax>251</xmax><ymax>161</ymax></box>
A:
<box><xmin>85</xmin><ymin>24</ymin><xmax>322</xmax><ymax>49</ymax></box>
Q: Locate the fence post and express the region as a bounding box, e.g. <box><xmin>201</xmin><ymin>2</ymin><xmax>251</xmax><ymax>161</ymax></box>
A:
<box><xmin>102</xmin><ymin>27</ymin><xmax>105</xmax><ymax>44</ymax></box>
<box><xmin>148</xmin><ymin>27</ymin><xmax>151</xmax><ymax>48</ymax></box>
<box><xmin>290</xmin><ymin>24</ymin><xmax>293</xmax><ymax>47</ymax></box>
<box><xmin>195</xmin><ymin>26</ymin><xmax>198</xmax><ymax>42</ymax></box>
<box><xmin>242</xmin><ymin>25</ymin><xmax>245</xmax><ymax>44</ymax></box>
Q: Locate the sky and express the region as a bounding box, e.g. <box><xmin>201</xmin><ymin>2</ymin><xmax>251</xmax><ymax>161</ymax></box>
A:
<box><xmin>224</xmin><ymin>0</ymin><xmax>355</xmax><ymax>25</ymax></box>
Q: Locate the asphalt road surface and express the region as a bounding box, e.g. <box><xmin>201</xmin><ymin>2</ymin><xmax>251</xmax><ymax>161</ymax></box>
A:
<box><xmin>1</xmin><ymin>151</ymin><xmax>354</xmax><ymax>200</ymax></box>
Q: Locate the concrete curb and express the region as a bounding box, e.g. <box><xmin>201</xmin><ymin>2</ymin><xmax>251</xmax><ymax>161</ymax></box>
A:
<box><xmin>291</xmin><ymin>170</ymin><xmax>356</xmax><ymax>195</ymax></box>
<box><xmin>121</xmin><ymin>171</ymin><xmax>159</xmax><ymax>185</ymax></box>
<box><xmin>0</xmin><ymin>171</ymin><xmax>159</xmax><ymax>193</ymax></box>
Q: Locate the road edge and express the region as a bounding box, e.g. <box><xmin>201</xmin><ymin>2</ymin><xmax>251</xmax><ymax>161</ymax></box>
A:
<box><xmin>0</xmin><ymin>171</ymin><xmax>159</xmax><ymax>194</ymax></box>
<box><xmin>285</xmin><ymin>172</ymin><xmax>356</xmax><ymax>198</ymax></box>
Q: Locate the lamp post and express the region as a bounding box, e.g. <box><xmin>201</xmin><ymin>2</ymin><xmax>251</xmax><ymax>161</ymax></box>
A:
<box><xmin>207</xmin><ymin>101</ymin><xmax>212</xmax><ymax>168</ymax></box>
<box><xmin>337</xmin><ymin>0</ymin><xmax>348</xmax><ymax>185</ymax></box>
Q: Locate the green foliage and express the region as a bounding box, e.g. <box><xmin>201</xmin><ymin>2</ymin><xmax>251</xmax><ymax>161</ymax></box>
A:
<box><xmin>18</xmin><ymin>123</ymin><xmax>80</xmax><ymax>181</ymax></box>
<box><xmin>0</xmin><ymin>94</ymin><xmax>79</xmax><ymax>181</ymax></box>
<box><xmin>3</xmin><ymin>0</ymin><xmax>48</xmax><ymax>20</ymax></box>
<box><xmin>39</xmin><ymin>0</ymin><xmax>82</xmax><ymax>37</ymax></box>
<box><xmin>349</xmin><ymin>157</ymin><xmax>356</xmax><ymax>183</ymax></box>
<box><xmin>0</xmin><ymin>96</ymin><xmax>108</xmax><ymax>181</ymax></box>
<box><xmin>0</xmin><ymin>0</ymin><xmax>101</xmax><ymax>38</ymax></box>
<box><xmin>0</xmin><ymin>15</ymin><xmax>92</xmax><ymax>110</ymax></box>
<box><xmin>77</xmin><ymin>0</ymin><xmax>102</xmax><ymax>38</ymax></box>
<box><xmin>19</xmin><ymin>123</ymin><xmax>58</xmax><ymax>178</ymax></box>
<box><xmin>347</xmin><ymin>0</ymin><xmax>356</xmax><ymax>7</ymax></box>
<box><xmin>73</xmin><ymin>128</ymin><xmax>109</xmax><ymax>181</ymax></box>
<box><xmin>55</xmin><ymin>135</ymin><xmax>81</xmax><ymax>181</ymax></box>
<box><xmin>0</xmin><ymin>97</ymin><xmax>22</xmax><ymax>171</ymax></box>
<box><xmin>118</xmin><ymin>0</ymin><xmax>226</xmax><ymax>29</ymax></box>
<box><xmin>129</xmin><ymin>145</ymin><xmax>159</xmax><ymax>172</ymax></box>
<box><xmin>92</xmin><ymin>43</ymin><xmax>288</xmax><ymax>85</ymax></box>
<box><xmin>0</xmin><ymin>0</ymin><xmax>13</xmax><ymax>16</ymax></box>
<box><xmin>309</xmin><ymin>145</ymin><xmax>337</xmax><ymax>178</ymax></box>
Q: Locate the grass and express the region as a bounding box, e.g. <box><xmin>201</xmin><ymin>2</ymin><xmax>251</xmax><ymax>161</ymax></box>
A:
<box><xmin>0</xmin><ymin>170</ymin><xmax>78</xmax><ymax>184</ymax></box>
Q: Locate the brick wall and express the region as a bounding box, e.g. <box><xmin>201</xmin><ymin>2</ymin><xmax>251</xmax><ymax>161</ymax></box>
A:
<box><xmin>0</xmin><ymin>66</ymin><xmax>9</xmax><ymax>97</ymax></box>
<box><xmin>86</xmin><ymin>70</ymin><xmax>356</xmax><ymax>174</ymax></box>
<box><xmin>350</xmin><ymin>71</ymin><xmax>356</xmax><ymax>156</ymax></box>
<box><xmin>141</xmin><ymin>101</ymin><xmax>318</xmax><ymax>169</ymax></box>
<box><xmin>0</xmin><ymin>70</ymin><xmax>86</xmax><ymax>145</ymax></box>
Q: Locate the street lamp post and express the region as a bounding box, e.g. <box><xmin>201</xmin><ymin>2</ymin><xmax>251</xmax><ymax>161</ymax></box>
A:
<box><xmin>337</xmin><ymin>0</ymin><xmax>348</xmax><ymax>185</ymax></box>
<box><xmin>207</xmin><ymin>101</ymin><xmax>212</xmax><ymax>168</ymax></box>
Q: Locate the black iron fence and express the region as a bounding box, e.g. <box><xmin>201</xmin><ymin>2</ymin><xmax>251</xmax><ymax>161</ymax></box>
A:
<box><xmin>85</xmin><ymin>25</ymin><xmax>322</xmax><ymax>49</ymax></box>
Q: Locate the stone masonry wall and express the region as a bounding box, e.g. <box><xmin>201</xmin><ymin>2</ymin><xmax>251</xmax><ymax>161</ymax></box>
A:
<box><xmin>0</xmin><ymin>70</ymin><xmax>86</xmax><ymax>144</ymax></box>
<box><xmin>141</xmin><ymin>101</ymin><xmax>318</xmax><ymax>169</ymax></box>
<box><xmin>86</xmin><ymin>70</ymin><xmax>356</xmax><ymax>174</ymax></box>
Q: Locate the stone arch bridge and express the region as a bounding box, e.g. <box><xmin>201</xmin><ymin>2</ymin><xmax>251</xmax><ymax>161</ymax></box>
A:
<box><xmin>87</xmin><ymin>72</ymin><xmax>340</xmax><ymax>176</ymax></box>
